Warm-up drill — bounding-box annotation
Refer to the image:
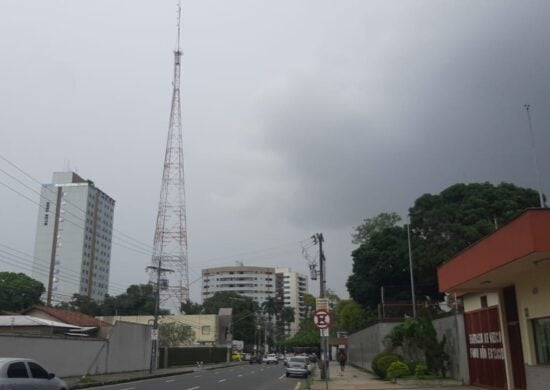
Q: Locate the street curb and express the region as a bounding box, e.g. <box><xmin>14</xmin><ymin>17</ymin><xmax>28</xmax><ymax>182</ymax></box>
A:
<box><xmin>69</xmin><ymin>362</ymin><xmax>246</xmax><ymax>389</ymax></box>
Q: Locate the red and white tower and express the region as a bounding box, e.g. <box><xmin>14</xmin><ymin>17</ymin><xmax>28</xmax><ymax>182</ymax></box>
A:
<box><xmin>150</xmin><ymin>3</ymin><xmax>189</xmax><ymax>313</ymax></box>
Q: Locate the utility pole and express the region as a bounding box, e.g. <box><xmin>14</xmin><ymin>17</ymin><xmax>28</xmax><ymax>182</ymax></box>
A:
<box><xmin>312</xmin><ymin>233</ymin><xmax>329</xmax><ymax>386</ymax></box>
<box><xmin>146</xmin><ymin>263</ymin><xmax>173</xmax><ymax>373</ymax></box>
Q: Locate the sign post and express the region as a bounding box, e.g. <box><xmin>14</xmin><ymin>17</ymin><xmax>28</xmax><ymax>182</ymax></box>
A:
<box><xmin>314</xmin><ymin>309</ymin><xmax>331</xmax><ymax>390</ymax></box>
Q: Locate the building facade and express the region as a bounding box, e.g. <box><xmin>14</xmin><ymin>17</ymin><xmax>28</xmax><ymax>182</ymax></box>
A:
<box><xmin>32</xmin><ymin>172</ymin><xmax>115</xmax><ymax>303</ymax></box>
<box><xmin>276</xmin><ymin>267</ymin><xmax>308</xmax><ymax>336</ymax></box>
<box><xmin>438</xmin><ymin>209</ymin><xmax>550</xmax><ymax>390</ymax></box>
<box><xmin>202</xmin><ymin>266</ymin><xmax>276</xmax><ymax>305</ymax></box>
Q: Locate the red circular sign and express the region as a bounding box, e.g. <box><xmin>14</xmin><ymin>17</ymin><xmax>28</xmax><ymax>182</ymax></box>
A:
<box><xmin>313</xmin><ymin>309</ymin><xmax>331</xmax><ymax>329</ymax></box>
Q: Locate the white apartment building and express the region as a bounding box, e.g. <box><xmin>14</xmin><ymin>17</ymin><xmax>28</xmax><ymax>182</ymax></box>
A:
<box><xmin>202</xmin><ymin>266</ymin><xmax>276</xmax><ymax>305</ymax></box>
<box><xmin>276</xmin><ymin>267</ymin><xmax>308</xmax><ymax>336</ymax></box>
<box><xmin>32</xmin><ymin>172</ymin><xmax>115</xmax><ymax>304</ymax></box>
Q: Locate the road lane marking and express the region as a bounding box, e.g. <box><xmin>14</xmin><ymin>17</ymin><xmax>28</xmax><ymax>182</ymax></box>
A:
<box><xmin>194</xmin><ymin>375</ymin><xmax>202</xmax><ymax>378</ymax></box>
<box><xmin>215</xmin><ymin>371</ymin><xmax>220</xmax><ymax>374</ymax></box>
<box><xmin>218</xmin><ymin>379</ymin><xmax>227</xmax><ymax>383</ymax></box>
<box><xmin>186</xmin><ymin>387</ymin><xmax>200</xmax><ymax>390</ymax></box>
<box><xmin>250</xmin><ymin>370</ymin><xmax>255</xmax><ymax>374</ymax></box>
<box><xmin>119</xmin><ymin>388</ymin><xmax>135</xmax><ymax>390</ymax></box>
<box><xmin>278</xmin><ymin>374</ymin><xmax>286</xmax><ymax>379</ymax></box>
<box><xmin>295</xmin><ymin>382</ymin><xmax>302</xmax><ymax>390</ymax></box>
<box><xmin>165</xmin><ymin>379</ymin><xmax>175</xmax><ymax>383</ymax></box>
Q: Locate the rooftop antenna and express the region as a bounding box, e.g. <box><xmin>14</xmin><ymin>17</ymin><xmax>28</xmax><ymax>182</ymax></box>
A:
<box><xmin>176</xmin><ymin>0</ymin><xmax>181</xmax><ymax>52</ymax></box>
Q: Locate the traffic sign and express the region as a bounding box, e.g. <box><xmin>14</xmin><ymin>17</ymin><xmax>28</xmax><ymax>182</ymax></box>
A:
<box><xmin>316</xmin><ymin>298</ymin><xmax>329</xmax><ymax>311</ymax></box>
<box><xmin>313</xmin><ymin>309</ymin><xmax>331</xmax><ymax>329</ymax></box>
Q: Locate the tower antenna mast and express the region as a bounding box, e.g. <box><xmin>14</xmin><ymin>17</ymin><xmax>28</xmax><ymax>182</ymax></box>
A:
<box><xmin>149</xmin><ymin>0</ymin><xmax>189</xmax><ymax>315</ymax></box>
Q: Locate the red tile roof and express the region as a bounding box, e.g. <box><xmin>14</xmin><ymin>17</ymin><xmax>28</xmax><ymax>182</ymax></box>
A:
<box><xmin>22</xmin><ymin>307</ymin><xmax>111</xmax><ymax>328</ymax></box>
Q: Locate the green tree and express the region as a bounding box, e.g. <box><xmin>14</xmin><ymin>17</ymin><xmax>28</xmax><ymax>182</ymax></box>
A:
<box><xmin>281</xmin><ymin>306</ymin><xmax>296</xmax><ymax>334</ymax></box>
<box><xmin>100</xmin><ymin>284</ymin><xmax>169</xmax><ymax>316</ymax></box>
<box><xmin>181</xmin><ymin>300</ymin><xmax>203</xmax><ymax>314</ymax></box>
<box><xmin>58</xmin><ymin>294</ymin><xmax>102</xmax><ymax>316</ymax></box>
<box><xmin>202</xmin><ymin>291</ymin><xmax>259</xmax><ymax>345</ymax></box>
<box><xmin>0</xmin><ymin>272</ymin><xmax>44</xmax><ymax>312</ymax></box>
<box><xmin>352</xmin><ymin>212</ymin><xmax>402</xmax><ymax>245</ymax></box>
<box><xmin>347</xmin><ymin>182</ymin><xmax>541</xmax><ymax>309</ymax></box>
<box><xmin>159</xmin><ymin>321</ymin><xmax>195</xmax><ymax>347</ymax></box>
<box><xmin>347</xmin><ymin>226</ymin><xmax>411</xmax><ymax>308</ymax></box>
<box><xmin>336</xmin><ymin>300</ymin><xmax>368</xmax><ymax>333</ymax></box>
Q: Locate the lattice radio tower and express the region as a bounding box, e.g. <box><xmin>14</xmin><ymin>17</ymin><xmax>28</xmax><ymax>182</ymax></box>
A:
<box><xmin>149</xmin><ymin>2</ymin><xmax>189</xmax><ymax>313</ymax></box>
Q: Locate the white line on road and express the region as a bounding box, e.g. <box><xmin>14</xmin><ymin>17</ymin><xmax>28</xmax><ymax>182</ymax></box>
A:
<box><xmin>165</xmin><ymin>379</ymin><xmax>175</xmax><ymax>383</ymax></box>
<box><xmin>214</xmin><ymin>371</ymin><xmax>220</xmax><ymax>374</ymax></box>
<box><xmin>278</xmin><ymin>374</ymin><xmax>286</xmax><ymax>379</ymax></box>
<box><xmin>186</xmin><ymin>387</ymin><xmax>200</xmax><ymax>390</ymax></box>
<box><xmin>250</xmin><ymin>370</ymin><xmax>255</xmax><ymax>374</ymax></box>
<box><xmin>218</xmin><ymin>379</ymin><xmax>227</xmax><ymax>383</ymax></box>
<box><xmin>119</xmin><ymin>388</ymin><xmax>135</xmax><ymax>390</ymax></box>
<box><xmin>194</xmin><ymin>375</ymin><xmax>202</xmax><ymax>378</ymax></box>
<box><xmin>237</xmin><ymin>374</ymin><xmax>243</xmax><ymax>377</ymax></box>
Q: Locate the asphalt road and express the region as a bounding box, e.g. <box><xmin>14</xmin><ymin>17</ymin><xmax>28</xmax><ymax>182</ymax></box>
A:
<box><xmin>92</xmin><ymin>363</ymin><xmax>305</xmax><ymax>390</ymax></box>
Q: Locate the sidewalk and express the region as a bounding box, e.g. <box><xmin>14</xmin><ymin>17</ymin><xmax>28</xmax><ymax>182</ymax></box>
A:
<box><xmin>310</xmin><ymin>364</ymin><xmax>480</xmax><ymax>390</ymax></box>
<box><xmin>64</xmin><ymin>361</ymin><xmax>245</xmax><ymax>389</ymax></box>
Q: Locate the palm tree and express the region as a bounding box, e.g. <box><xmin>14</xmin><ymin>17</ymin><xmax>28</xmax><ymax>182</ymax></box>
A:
<box><xmin>281</xmin><ymin>307</ymin><xmax>296</xmax><ymax>335</ymax></box>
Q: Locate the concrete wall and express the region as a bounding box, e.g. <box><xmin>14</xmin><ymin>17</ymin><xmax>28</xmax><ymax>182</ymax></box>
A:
<box><xmin>0</xmin><ymin>321</ymin><xmax>151</xmax><ymax>377</ymax></box>
<box><xmin>432</xmin><ymin>313</ymin><xmax>469</xmax><ymax>383</ymax></box>
<box><xmin>348</xmin><ymin>315</ymin><xmax>469</xmax><ymax>382</ymax></box>
<box><xmin>348</xmin><ymin>321</ymin><xmax>400</xmax><ymax>370</ymax></box>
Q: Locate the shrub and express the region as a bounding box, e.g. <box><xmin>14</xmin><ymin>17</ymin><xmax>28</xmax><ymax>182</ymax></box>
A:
<box><xmin>415</xmin><ymin>363</ymin><xmax>428</xmax><ymax>378</ymax></box>
<box><xmin>371</xmin><ymin>352</ymin><xmax>402</xmax><ymax>379</ymax></box>
<box><xmin>387</xmin><ymin>361</ymin><xmax>410</xmax><ymax>380</ymax></box>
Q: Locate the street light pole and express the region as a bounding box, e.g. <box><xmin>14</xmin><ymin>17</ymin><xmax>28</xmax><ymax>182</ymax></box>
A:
<box><xmin>524</xmin><ymin>104</ymin><xmax>545</xmax><ymax>208</ymax></box>
<box><xmin>407</xmin><ymin>222</ymin><xmax>417</xmax><ymax>318</ymax></box>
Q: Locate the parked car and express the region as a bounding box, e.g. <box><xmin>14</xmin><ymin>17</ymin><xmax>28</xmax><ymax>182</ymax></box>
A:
<box><xmin>285</xmin><ymin>356</ymin><xmax>310</xmax><ymax>378</ymax></box>
<box><xmin>263</xmin><ymin>354</ymin><xmax>278</xmax><ymax>364</ymax></box>
<box><xmin>249</xmin><ymin>354</ymin><xmax>262</xmax><ymax>364</ymax></box>
<box><xmin>0</xmin><ymin>358</ymin><xmax>68</xmax><ymax>389</ymax></box>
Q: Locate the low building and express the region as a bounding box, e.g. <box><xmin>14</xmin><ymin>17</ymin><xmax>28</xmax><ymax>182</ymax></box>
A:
<box><xmin>0</xmin><ymin>315</ymin><xmax>79</xmax><ymax>336</ymax></box>
<box><xmin>438</xmin><ymin>209</ymin><xmax>550</xmax><ymax>390</ymax></box>
<box><xmin>22</xmin><ymin>306</ymin><xmax>111</xmax><ymax>337</ymax></box>
<box><xmin>99</xmin><ymin>312</ymin><xmax>227</xmax><ymax>345</ymax></box>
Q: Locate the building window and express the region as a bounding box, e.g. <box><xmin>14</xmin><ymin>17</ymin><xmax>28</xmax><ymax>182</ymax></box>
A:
<box><xmin>480</xmin><ymin>296</ymin><xmax>488</xmax><ymax>308</ymax></box>
<box><xmin>201</xmin><ymin>325</ymin><xmax>211</xmax><ymax>335</ymax></box>
<box><xmin>534</xmin><ymin>317</ymin><xmax>550</xmax><ymax>364</ymax></box>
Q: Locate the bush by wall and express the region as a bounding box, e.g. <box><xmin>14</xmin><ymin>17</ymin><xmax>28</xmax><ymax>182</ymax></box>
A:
<box><xmin>371</xmin><ymin>352</ymin><xmax>402</xmax><ymax>379</ymax></box>
<box><xmin>387</xmin><ymin>361</ymin><xmax>410</xmax><ymax>380</ymax></box>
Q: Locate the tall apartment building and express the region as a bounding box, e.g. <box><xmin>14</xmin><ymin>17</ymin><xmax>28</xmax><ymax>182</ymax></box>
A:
<box><xmin>202</xmin><ymin>265</ymin><xmax>276</xmax><ymax>305</ymax></box>
<box><xmin>201</xmin><ymin>264</ymin><xmax>308</xmax><ymax>337</ymax></box>
<box><xmin>32</xmin><ymin>172</ymin><xmax>115</xmax><ymax>304</ymax></box>
<box><xmin>276</xmin><ymin>267</ymin><xmax>308</xmax><ymax>336</ymax></box>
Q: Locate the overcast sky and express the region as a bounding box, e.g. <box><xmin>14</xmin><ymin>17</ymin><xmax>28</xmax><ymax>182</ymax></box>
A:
<box><xmin>1</xmin><ymin>0</ymin><xmax>549</xmax><ymax>302</ymax></box>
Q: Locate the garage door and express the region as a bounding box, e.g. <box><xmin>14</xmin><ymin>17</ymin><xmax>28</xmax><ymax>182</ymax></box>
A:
<box><xmin>464</xmin><ymin>306</ymin><xmax>507</xmax><ymax>389</ymax></box>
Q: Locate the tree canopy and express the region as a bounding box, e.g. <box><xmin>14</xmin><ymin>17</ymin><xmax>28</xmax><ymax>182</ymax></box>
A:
<box><xmin>0</xmin><ymin>272</ymin><xmax>44</xmax><ymax>312</ymax></box>
<box><xmin>348</xmin><ymin>182</ymin><xmax>541</xmax><ymax>310</ymax></box>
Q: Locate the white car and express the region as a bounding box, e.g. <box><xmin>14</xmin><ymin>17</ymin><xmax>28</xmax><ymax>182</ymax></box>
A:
<box><xmin>0</xmin><ymin>358</ymin><xmax>68</xmax><ymax>389</ymax></box>
<box><xmin>263</xmin><ymin>354</ymin><xmax>279</xmax><ymax>364</ymax></box>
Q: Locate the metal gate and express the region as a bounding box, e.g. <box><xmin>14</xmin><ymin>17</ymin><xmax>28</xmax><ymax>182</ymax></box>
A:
<box><xmin>464</xmin><ymin>307</ymin><xmax>507</xmax><ymax>389</ymax></box>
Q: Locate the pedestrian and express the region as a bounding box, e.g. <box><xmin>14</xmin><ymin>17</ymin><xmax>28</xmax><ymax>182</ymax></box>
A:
<box><xmin>337</xmin><ymin>349</ymin><xmax>347</xmax><ymax>374</ymax></box>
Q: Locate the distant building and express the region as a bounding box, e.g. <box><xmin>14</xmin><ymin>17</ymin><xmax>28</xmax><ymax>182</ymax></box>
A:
<box><xmin>32</xmin><ymin>172</ymin><xmax>115</xmax><ymax>303</ymax></box>
<box><xmin>276</xmin><ymin>267</ymin><xmax>308</xmax><ymax>336</ymax></box>
<box><xmin>202</xmin><ymin>265</ymin><xmax>276</xmax><ymax>305</ymax></box>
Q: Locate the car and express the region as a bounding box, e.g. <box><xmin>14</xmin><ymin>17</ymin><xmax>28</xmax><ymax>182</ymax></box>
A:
<box><xmin>249</xmin><ymin>354</ymin><xmax>262</xmax><ymax>364</ymax></box>
<box><xmin>243</xmin><ymin>353</ymin><xmax>251</xmax><ymax>361</ymax></box>
<box><xmin>285</xmin><ymin>356</ymin><xmax>310</xmax><ymax>378</ymax></box>
<box><xmin>0</xmin><ymin>358</ymin><xmax>68</xmax><ymax>389</ymax></box>
<box><xmin>263</xmin><ymin>354</ymin><xmax>278</xmax><ymax>364</ymax></box>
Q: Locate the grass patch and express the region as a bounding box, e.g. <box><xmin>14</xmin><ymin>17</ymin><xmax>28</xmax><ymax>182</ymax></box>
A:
<box><xmin>78</xmin><ymin>376</ymin><xmax>96</xmax><ymax>384</ymax></box>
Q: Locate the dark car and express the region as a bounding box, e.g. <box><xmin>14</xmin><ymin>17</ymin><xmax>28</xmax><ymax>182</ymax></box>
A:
<box><xmin>249</xmin><ymin>355</ymin><xmax>262</xmax><ymax>364</ymax></box>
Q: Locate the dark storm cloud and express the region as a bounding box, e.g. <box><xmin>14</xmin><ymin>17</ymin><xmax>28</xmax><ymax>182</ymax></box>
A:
<box><xmin>258</xmin><ymin>1</ymin><xmax>550</xmax><ymax>229</ymax></box>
